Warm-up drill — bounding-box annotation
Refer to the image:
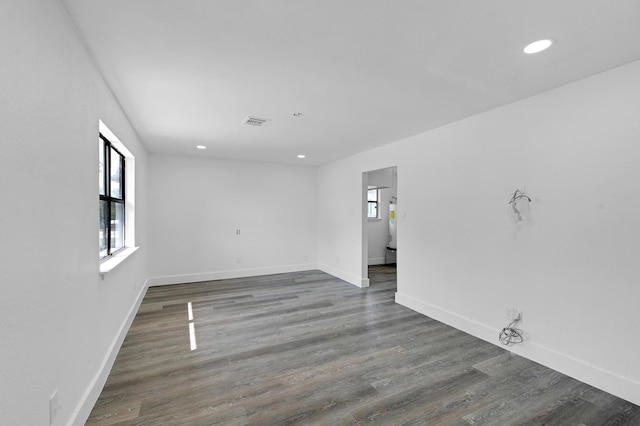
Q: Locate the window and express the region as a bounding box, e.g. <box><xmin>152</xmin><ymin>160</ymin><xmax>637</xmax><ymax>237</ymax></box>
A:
<box><xmin>98</xmin><ymin>120</ymin><xmax>136</xmax><ymax>273</ymax></box>
<box><xmin>368</xmin><ymin>189</ymin><xmax>379</xmax><ymax>218</ymax></box>
<box><xmin>99</xmin><ymin>133</ymin><xmax>126</xmax><ymax>258</ymax></box>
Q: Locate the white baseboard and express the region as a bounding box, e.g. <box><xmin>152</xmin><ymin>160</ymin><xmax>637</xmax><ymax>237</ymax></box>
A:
<box><xmin>71</xmin><ymin>281</ymin><xmax>149</xmax><ymax>425</ymax></box>
<box><xmin>395</xmin><ymin>291</ymin><xmax>640</xmax><ymax>406</ymax></box>
<box><xmin>147</xmin><ymin>263</ymin><xmax>318</xmax><ymax>287</ymax></box>
<box><xmin>368</xmin><ymin>257</ymin><xmax>386</xmax><ymax>265</ymax></box>
<box><xmin>318</xmin><ymin>263</ymin><xmax>369</xmax><ymax>288</ymax></box>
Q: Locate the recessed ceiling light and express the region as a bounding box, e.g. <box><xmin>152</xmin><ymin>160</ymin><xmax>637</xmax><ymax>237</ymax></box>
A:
<box><xmin>196</xmin><ymin>145</ymin><xmax>207</xmax><ymax>150</ymax></box>
<box><xmin>523</xmin><ymin>39</ymin><xmax>554</xmax><ymax>54</ymax></box>
<box><xmin>297</xmin><ymin>154</ymin><xmax>306</xmax><ymax>159</ymax></box>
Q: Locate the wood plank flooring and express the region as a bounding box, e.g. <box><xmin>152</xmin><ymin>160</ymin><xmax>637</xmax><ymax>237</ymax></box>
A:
<box><xmin>87</xmin><ymin>266</ymin><xmax>640</xmax><ymax>425</ymax></box>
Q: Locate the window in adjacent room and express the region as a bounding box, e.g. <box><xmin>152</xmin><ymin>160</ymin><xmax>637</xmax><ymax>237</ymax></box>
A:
<box><xmin>99</xmin><ymin>133</ymin><xmax>126</xmax><ymax>258</ymax></box>
<box><xmin>368</xmin><ymin>188</ymin><xmax>379</xmax><ymax>219</ymax></box>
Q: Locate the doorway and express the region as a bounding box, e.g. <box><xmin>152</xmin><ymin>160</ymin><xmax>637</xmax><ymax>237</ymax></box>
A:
<box><xmin>362</xmin><ymin>166</ymin><xmax>397</xmax><ymax>288</ymax></box>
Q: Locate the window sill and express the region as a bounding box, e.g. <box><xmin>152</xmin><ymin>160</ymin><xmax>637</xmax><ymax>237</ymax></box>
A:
<box><xmin>100</xmin><ymin>247</ymin><xmax>139</xmax><ymax>276</ymax></box>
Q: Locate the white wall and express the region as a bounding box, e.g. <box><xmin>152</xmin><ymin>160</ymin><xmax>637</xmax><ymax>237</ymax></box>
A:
<box><xmin>318</xmin><ymin>60</ymin><xmax>640</xmax><ymax>405</ymax></box>
<box><xmin>0</xmin><ymin>1</ymin><xmax>149</xmax><ymax>425</ymax></box>
<box><xmin>147</xmin><ymin>154</ymin><xmax>318</xmax><ymax>284</ymax></box>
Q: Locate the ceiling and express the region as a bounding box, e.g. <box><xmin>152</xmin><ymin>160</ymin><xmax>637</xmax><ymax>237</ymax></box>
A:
<box><xmin>61</xmin><ymin>0</ymin><xmax>640</xmax><ymax>165</ymax></box>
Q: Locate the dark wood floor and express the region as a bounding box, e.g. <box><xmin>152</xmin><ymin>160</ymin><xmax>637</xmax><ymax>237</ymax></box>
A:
<box><xmin>87</xmin><ymin>266</ymin><xmax>640</xmax><ymax>425</ymax></box>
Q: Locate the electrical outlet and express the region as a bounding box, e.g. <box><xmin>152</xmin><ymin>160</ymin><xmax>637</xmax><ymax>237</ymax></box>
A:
<box><xmin>49</xmin><ymin>389</ymin><xmax>59</xmax><ymax>424</ymax></box>
<box><xmin>504</xmin><ymin>306</ymin><xmax>523</xmax><ymax>322</ymax></box>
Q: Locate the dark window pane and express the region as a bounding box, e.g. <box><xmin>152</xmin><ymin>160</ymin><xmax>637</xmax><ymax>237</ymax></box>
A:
<box><xmin>111</xmin><ymin>202</ymin><xmax>125</xmax><ymax>252</ymax></box>
<box><xmin>110</xmin><ymin>147</ymin><xmax>123</xmax><ymax>199</ymax></box>
<box><xmin>99</xmin><ymin>200</ymin><xmax>108</xmax><ymax>258</ymax></box>
<box><xmin>99</xmin><ymin>138</ymin><xmax>105</xmax><ymax>195</ymax></box>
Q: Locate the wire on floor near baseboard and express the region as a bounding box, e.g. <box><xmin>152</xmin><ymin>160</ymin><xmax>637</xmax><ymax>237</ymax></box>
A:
<box><xmin>499</xmin><ymin>318</ymin><xmax>524</xmax><ymax>345</ymax></box>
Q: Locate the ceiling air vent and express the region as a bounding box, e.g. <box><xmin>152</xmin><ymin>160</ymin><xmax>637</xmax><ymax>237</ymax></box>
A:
<box><xmin>242</xmin><ymin>116</ymin><xmax>271</xmax><ymax>127</ymax></box>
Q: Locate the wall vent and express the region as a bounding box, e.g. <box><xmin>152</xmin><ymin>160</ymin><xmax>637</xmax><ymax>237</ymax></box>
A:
<box><xmin>242</xmin><ymin>116</ymin><xmax>271</xmax><ymax>127</ymax></box>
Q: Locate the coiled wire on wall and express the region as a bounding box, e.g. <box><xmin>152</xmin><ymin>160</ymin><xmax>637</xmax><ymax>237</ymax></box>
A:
<box><xmin>499</xmin><ymin>318</ymin><xmax>524</xmax><ymax>345</ymax></box>
<box><xmin>508</xmin><ymin>189</ymin><xmax>531</xmax><ymax>222</ymax></box>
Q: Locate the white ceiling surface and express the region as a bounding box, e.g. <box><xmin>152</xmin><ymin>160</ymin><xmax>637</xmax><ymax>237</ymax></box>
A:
<box><xmin>61</xmin><ymin>0</ymin><xmax>640</xmax><ymax>165</ymax></box>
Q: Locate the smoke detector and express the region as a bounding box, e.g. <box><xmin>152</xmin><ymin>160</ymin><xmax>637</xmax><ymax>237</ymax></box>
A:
<box><xmin>242</xmin><ymin>116</ymin><xmax>271</xmax><ymax>127</ymax></box>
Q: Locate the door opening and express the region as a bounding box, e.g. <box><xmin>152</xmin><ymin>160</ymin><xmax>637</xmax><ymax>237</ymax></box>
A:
<box><xmin>363</xmin><ymin>166</ymin><xmax>397</xmax><ymax>288</ymax></box>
